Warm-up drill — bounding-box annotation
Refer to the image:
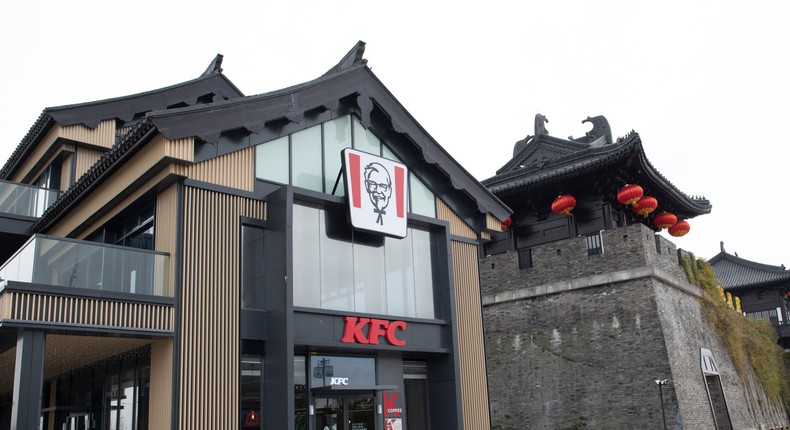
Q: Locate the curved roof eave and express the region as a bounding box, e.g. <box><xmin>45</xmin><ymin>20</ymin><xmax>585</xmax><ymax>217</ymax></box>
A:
<box><xmin>0</xmin><ymin>63</ymin><xmax>244</xmax><ymax>181</ymax></box>
<box><xmin>483</xmin><ymin>132</ymin><xmax>711</xmax><ymax>217</ymax></box>
<box><xmin>710</xmin><ymin>251</ymin><xmax>790</xmax><ymax>290</ymax></box>
<box><xmin>32</xmin><ymin>47</ymin><xmax>512</xmax><ymax>231</ymax></box>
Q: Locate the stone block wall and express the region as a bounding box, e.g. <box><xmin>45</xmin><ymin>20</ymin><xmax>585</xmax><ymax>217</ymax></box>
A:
<box><xmin>485</xmin><ymin>277</ymin><xmax>678</xmax><ymax>429</ymax></box>
<box><xmin>482</xmin><ymin>223</ymin><xmax>790</xmax><ymax>429</ymax></box>
<box><xmin>480</xmin><ymin>223</ymin><xmax>685</xmax><ymax>296</ymax></box>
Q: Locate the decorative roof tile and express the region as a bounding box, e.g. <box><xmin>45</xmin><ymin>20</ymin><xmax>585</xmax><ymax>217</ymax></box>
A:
<box><xmin>709</xmin><ymin>251</ymin><xmax>790</xmax><ymax>290</ymax></box>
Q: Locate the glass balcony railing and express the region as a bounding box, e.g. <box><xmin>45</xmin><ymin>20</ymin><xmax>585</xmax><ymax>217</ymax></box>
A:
<box><xmin>0</xmin><ymin>235</ymin><xmax>170</xmax><ymax>297</ymax></box>
<box><xmin>0</xmin><ymin>180</ymin><xmax>60</xmax><ymax>218</ymax></box>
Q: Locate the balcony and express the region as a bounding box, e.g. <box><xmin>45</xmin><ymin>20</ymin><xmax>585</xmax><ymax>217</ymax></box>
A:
<box><xmin>0</xmin><ymin>234</ymin><xmax>170</xmax><ymax>297</ymax></box>
<box><xmin>0</xmin><ymin>180</ymin><xmax>59</xmax><ymax>219</ymax></box>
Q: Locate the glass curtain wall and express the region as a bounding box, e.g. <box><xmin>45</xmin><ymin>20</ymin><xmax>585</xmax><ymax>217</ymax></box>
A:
<box><xmin>255</xmin><ymin>115</ymin><xmax>436</xmax><ymax>218</ymax></box>
<box><xmin>293</xmin><ymin>204</ymin><xmax>438</xmax><ymax>319</ymax></box>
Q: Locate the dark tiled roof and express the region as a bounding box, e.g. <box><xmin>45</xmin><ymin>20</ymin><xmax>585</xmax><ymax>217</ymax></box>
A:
<box><xmin>0</xmin><ymin>56</ymin><xmax>244</xmax><ymax>181</ymax></box>
<box><xmin>482</xmin><ymin>129</ymin><xmax>711</xmax><ymax>218</ymax></box>
<box><xmin>33</xmin><ymin>42</ymin><xmax>511</xmax><ymax>232</ymax></box>
<box><xmin>709</xmin><ymin>251</ymin><xmax>790</xmax><ymax>290</ymax></box>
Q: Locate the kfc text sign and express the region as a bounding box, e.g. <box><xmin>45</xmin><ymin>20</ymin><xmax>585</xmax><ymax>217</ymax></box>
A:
<box><xmin>340</xmin><ymin>316</ymin><xmax>407</xmax><ymax>346</ymax></box>
<box><xmin>343</xmin><ymin>148</ymin><xmax>408</xmax><ymax>238</ymax></box>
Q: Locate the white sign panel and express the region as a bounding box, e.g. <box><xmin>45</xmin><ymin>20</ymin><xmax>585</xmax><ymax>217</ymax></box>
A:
<box><xmin>342</xmin><ymin>148</ymin><xmax>408</xmax><ymax>238</ymax></box>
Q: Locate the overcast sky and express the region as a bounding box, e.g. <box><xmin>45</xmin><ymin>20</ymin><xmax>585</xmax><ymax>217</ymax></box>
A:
<box><xmin>2</xmin><ymin>1</ymin><xmax>788</xmax><ymax>267</ymax></box>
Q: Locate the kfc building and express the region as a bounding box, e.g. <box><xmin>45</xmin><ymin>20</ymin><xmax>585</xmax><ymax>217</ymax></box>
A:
<box><xmin>0</xmin><ymin>42</ymin><xmax>510</xmax><ymax>430</ymax></box>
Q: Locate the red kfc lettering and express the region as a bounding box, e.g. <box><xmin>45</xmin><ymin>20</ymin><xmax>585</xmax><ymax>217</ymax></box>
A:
<box><xmin>340</xmin><ymin>316</ymin><xmax>370</xmax><ymax>344</ymax></box>
<box><xmin>367</xmin><ymin>319</ymin><xmax>388</xmax><ymax>344</ymax></box>
<box><xmin>385</xmin><ymin>320</ymin><xmax>406</xmax><ymax>346</ymax></box>
<box><xmin>340</xmin><ymin>316</ymin><xmax>407</xmax><ymax>346</ymax></box>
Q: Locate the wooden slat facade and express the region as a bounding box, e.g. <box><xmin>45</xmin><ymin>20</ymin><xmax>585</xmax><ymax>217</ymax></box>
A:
<box><xmin>49</xmin><ymin>134</ymin><xmax>194</xmax><ymax>238</ymax></box>
<box><xmin>74</xmin><ymin>148</ymin><xmax>107</xmax><ymax>180</ymax></box>
<box><xmin>437</xmin><ymin>198</ymin><xmax>476</xmax><ymax>240</ymax></box>
<box><xmin>10</xmin><ymin>120</ymin><xmax>116</xmax><ymax>183</ymax></box>
<box><xmin>451</xmin><ymin>240</ymin><xmax>491</xmax><ymax>430</ymax></box>
<box><xmin>179</xmin><ymin>187</ymin><xmax>264</xmax><ymax>430</ymax></box>
<box><xmin>486</xmin><ymin>212</ymin><xmax>505</xmax><ymax>233</ymax></box>
<box><xmin>1</xmin><ymin>291</ymin><xmax>173</xmax><ymax>332</ymax></box>
<box><xmin>436</xmin><ymin>196</ymin><xmax>492</xmax><ymax>430</ymax></box>
<box><xmin>185</xmin><ymin>147</ymin><xmax>255</xmax><ymax>192</ymax></box>
<box><xmin>59</xmin><ymin>120</ymin><xmax>116</xmax><ymax>149</ymax></box>
<box><xmin>151</xmin><ymin>338</ymin><xmax>174</xmax><ymax>430</ymax></box>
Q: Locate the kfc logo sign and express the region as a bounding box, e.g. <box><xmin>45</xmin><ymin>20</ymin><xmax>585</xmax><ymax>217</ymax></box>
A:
<box><xmin>329</xmin><ymin>377</ymin><xmax>349</xmax><ymax>386</ymax></box>
<box><xmin>342</xmin><ymin>148</ymin><xmax>408</xmax><ymax>238</ymax></box>
<box><xmin>340</xmin><ymin>316</ymin><xmax>407</xmax><ymax>346</ymax></box>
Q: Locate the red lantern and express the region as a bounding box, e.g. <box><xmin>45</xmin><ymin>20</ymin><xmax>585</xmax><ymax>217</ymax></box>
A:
<box><xmin>500</xmin><ymin>216</ymin><xmax>512</xmax><ymax>230</ymax></box>
<box><xmin>631</xmin><ymin>196</ymin><xmax>658</xmax><ymax>217</ymax></box>
<box><xmin>668</xmin><ymin>220</ymin><xmax>690</xmax><ymax>237</ymax></box>
<box><xmin>652</xmin><ymin>212</ymin><xmax>677</xmax><ymax>229</ymax></box>
<box><xmin>551</xmin><ymin>195</ymin><xmax>576</xmax><ymax>216</ymax></box>
<box><xmin>617</xmin><ymin>184</ymin><xmax>643</xmax><ymax>206</ymax></box>
<box><xmin>243</xmin><ymin>410</ymin><xmax>260</xmax><ymax>426</ymax></box>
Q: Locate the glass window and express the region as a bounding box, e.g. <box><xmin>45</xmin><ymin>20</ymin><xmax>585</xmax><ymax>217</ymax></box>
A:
<box><xmin>412</xmin><ymin>228</ymin><xmax>437</xmax><ymax>319</ymax></box>
<box><xmin>242</xmin><ymin>225</ymin><xmax>265</xmax><ymax>310</ymax></box>
<box><xmin>293</xmin><ymin>204</ymin><xmax>438</xmax><ymax>318</ymax></box>
<box><xmin>253</xmin><ymin>115</ymin><xmax>437</xmax><ymax>217</ymax></box>
<box><xmin>291</xmin><ymin>125</ymin><xmax>323</xmax><ymax>192</ymax></box>
<box><xmin>255</xmin><ymin>135</ymin><xmax>289</xmax><ymax>184</ymax></box>
<box><xmin>385</xmin><ymin>231</ymin><xmax>416</xmax><ymax>317</ymax></box>
<box><xmin>293</xmin><ymin>205</ymin><xmax>322</xmax><ymax>308</ymax></box>
<box><xmin>323</xmin><ymin>116</ymin><xmax>352</xmax><ymax>196</ymax></box>
<box><xmin>310</xmin><ymin>356</ymin><xmax>375</xmax><ymax>388</ymax></box>
<box><xmin>319</xmin><ymin>210</ymin><xmax>354</xmax><ymax>311</ymax></box>
<box><xmin>353</xmin><ymin>117</ymin><xmax>381</xmax><ymax>155</ymax></box>
<box><xmin>409</xmin><ymin>175</ymin><xmax>435</xmax><ymax>218</ymax></box>
<box><xmin>294</xmin><ymin>356</ymin><xmax>308</xmax><ymax>430</ymax></box>
<box><xmin>353</xmin><ymin>240</ymin><xmax>386</xmax><ymax>314</ymax></box>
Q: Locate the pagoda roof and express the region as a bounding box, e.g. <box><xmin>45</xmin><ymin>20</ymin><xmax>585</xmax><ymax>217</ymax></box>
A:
<box><xmin>0</xmin><ymin>55</ymin><xmax>244</xmax><ymax>181</ymax></box>
<box><xmin>32</xmin><ymin>42</ymin><xmax>511</xmax><ymax>232</ymax></box>
<box><xmin>482</xmin><ymin>115</ymin><xmax>711</xmax><ymax>219</ymax></box>
<box><xmin>709</xmin><ymin>248</ymin><xmax>790</xmax><ymax>290</ymax></box>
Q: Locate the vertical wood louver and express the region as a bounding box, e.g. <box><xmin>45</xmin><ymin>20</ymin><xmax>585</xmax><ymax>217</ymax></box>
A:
<box><xmin>452</xmin><ymin>240</ymin><xmax>491</xmax><ymax>430</ymax></box>
<box><xmin>437</xmin><ymin>198</ymin><xmax>476</xmax><ymax>240</ymax></box>
<box><xmin>436</xmin><ymin>197</ymin><xmax>492</xmax><ymax>430</ymax></box>
<box><xmin>185</xmin><ymin>147</ymin><xmax>255</xmax><ymax>192</ymax></box>
<box><xmin>1</xmin><ymin>291</ymin><xmax>173</xmax><ymax>331</ymax></box>
<box><xmin>179</xmin><ymin>187</ymin><xmax>264</xmax><ymax>430</ymax></box>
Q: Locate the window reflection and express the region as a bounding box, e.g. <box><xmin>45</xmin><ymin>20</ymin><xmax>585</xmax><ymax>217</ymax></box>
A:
<box><xmin>293</xmin><ymin>204</ymin><xmax>438</xmax><ymax>318</ymax></box>
<box><xmin>254</xmin><ymin>115</ymin><xmax>436</xmax><ymax>211</ymax></box>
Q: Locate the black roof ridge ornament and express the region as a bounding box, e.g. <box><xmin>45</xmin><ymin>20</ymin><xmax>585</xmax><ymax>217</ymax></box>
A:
<box><xmin>580</xmin><ymin>115</ymin><xmax>612</xmax><ymax>147</ymax></box>
<box><xmin>201</xmin><ymin>54</ymin><xmax>224</xmax><ymax>77</ymax></box>
<box><xmin>323</xmin><ymin>41</ymin><xmax>368</xmax><ymax>77</ymax></box>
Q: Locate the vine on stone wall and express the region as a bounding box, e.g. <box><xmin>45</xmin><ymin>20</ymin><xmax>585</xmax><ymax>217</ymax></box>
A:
<box><xmin>682</xmin><ymin>254</ymin><xmax>790</xmax><ymax>406</ymax></box>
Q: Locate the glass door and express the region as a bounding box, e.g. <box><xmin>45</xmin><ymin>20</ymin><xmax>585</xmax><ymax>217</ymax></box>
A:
<box><xmin>315</xmin><ymin>397</ymin><xmax>343</xmax><ymax>430</ymax></box>
<box><xmin>347</xmin><ymin>396</ymin><xmax>374</xmax><ymax>430</ymax></box>
<box><xmin>314</xmin><ymin>395</ymin><xmax>375</xmax><ymax>430</ymax></box>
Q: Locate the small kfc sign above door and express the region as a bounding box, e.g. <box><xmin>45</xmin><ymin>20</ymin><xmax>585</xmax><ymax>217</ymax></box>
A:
<box><xmin>342</xmin><ymin>148</ymin><xmax>408</xmax><ymax>238</ymax></box>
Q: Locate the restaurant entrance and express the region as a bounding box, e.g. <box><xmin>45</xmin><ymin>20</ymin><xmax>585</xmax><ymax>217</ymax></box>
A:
<box><xmin>314</xmin><ymin>395</ymin><xmax>375</xmax><ymax>430</ymax></box>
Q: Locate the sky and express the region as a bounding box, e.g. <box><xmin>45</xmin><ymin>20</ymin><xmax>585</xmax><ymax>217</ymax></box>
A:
<box><xmin>2</xmin><ymin>1</ymin><xmax>789</xmax><ymax>267</ymax></box>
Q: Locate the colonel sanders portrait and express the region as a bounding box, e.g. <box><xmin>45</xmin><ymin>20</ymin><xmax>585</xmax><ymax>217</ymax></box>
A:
<box><xmin>364</xmin><ymin>162</ymin><xmax>392</xmax><ymax>225</ymax></box>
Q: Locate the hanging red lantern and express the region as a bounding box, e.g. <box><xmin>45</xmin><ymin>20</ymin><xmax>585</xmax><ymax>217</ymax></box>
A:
<box><xmin>652</xmin><ymin>212</ymin><xmax>677</xmax><ymax>229</ymax></box>
<box><xmin>501</xmin><ymin>216</ymin><xmax>512</xmax><ymax>230</ymax></box>
<box><xmin>551</xmin><ymin>195</ymin><xmax>576</xmax><ymax>216</ymax></box>
<box><xmin>668</xmin><ymin>220</ymin><xmax>690</xmax><ymax>237</ymax></box>
<box><xmin>617</xmin><ymin>184</ymin><xmax>644</xmax><ymax>206</ymax></box>
<box><xmin>631</xmin><ymin>196</ymin><xmax>658</xmax><ymax>217</ymax></box>
<box><xmin>243</xmin><ymin>410</ymin><xmax>260</xmax><ymax>426</ymax></box>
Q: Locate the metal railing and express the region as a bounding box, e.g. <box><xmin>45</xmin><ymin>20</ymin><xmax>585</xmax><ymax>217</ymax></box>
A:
<box><xmin>0</xmin><ymin>180</ymin><xmax>60</xmax><ymax>218</ymax></box>
<box><xmin>0</xmin><ymin>235</ymin><xmax>170</xmax><ymax>297</ymax></box>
